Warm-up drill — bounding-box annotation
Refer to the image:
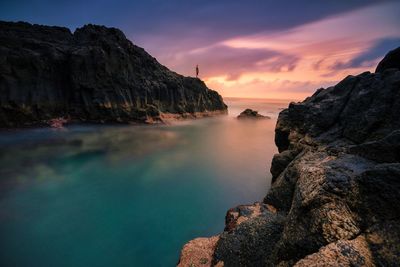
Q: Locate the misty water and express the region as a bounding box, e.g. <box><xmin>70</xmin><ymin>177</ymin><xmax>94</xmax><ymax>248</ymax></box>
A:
<box><xmin>0</xmin><ymin>99</ymin><xmax>288</xmax><ymax>267</ymax></box>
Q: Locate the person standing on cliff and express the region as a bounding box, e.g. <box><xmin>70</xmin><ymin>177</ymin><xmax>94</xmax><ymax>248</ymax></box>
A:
<box><xmin>196</xmin><ymin>64</ymin><xmax>199</xmax><ymax>78</ymax></box>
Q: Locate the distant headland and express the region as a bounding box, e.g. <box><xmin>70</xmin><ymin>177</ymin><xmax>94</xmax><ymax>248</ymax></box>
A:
<box><xmin>0</xmin><ymin>21</ymin><xmax>227</xmax><ymax>128</ymax></box>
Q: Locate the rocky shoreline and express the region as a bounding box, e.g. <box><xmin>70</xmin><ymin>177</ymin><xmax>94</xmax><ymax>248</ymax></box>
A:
<box><xmin>0</xmin><ymin>21</ymin><xmax>227</xmax><ymax>128</ymax></box>
<box><xmin>179</xmin><ymin>47</ymin><xmax>400</xmax><ymax>266</ymax></box>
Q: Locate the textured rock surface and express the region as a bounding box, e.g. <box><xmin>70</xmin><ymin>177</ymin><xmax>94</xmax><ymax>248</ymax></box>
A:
<box><xmin>179</xmin><ymin>47</ymin><xmax>400</xmax><ymax>266</ymax></box>
<box><xmin>376</xmin><ymin>46</ymin><xmax>400</xmax><ymax>73</ymax></box>
<box><xmin>237</xmin><ymin>108</ymin><xmax>270</xmax><ymax>119</ymax></box>
<box><xmin>0</xmin><ymin>21</ymin><xmax>227</xmax><ymax>127</ymax></box>
<box><xmin>178</xmin><ymin>236</ymin><xmax>221</xmax><ymax>267</ymax></box>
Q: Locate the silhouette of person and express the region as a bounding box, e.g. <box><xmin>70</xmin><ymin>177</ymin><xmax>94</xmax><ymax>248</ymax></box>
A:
<box><xmin>196</xmin><ymin>64</ymin><xmax>199</xmax><ymax>78</ymax></box>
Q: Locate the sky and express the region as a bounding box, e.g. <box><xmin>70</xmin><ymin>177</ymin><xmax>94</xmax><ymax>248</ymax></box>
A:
<box><xmin>1</xmin><ymin>0</ymin><xmax>399</xmax><ymax>100</ymax></box>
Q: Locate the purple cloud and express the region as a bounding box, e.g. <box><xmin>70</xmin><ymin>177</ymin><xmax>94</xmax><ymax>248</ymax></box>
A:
<box><xmin>163</xmin><ymin>45</ymin><xmax>299</xmax><ymax>80</ymax></box>
<box><xmin>330</xmin><ymin>38</ymin><xmax>400</xmax><ymax>71</ymax></box>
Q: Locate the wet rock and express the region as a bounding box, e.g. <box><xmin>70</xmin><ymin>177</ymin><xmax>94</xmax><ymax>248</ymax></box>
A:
<box><xmin>237</xmin><ymin>109</ymin><xmax>270</xmax><ymax>119</ymax></box>
<box><xmin>0</xmin><ymin>21</ymin><xmax>227</xmax><ymax>128</ymax></box>
<box><xmin>48</xmin><ymin>117</ymin><xmax>69</xmax><ymax>128</ymax></box>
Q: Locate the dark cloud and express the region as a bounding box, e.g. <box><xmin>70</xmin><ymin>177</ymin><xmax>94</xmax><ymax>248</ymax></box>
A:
<box><xmin>331</xmin><ymin>38</ymin><xmax>400</xmax><ymax>70</ymax></box>
<box><xmin>0</xmin><ymin>0</ymin><xmax>391</xmax><ymax>43</ymax></box>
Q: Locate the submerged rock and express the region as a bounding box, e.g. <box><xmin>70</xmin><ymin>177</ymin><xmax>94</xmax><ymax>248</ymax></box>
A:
<box><xmin>237</xmin><ymin>109</ymin><xmax>270</xmax><ymax>119</ymax></box>
<box><xmin>0</xmin><ymin>21</ymin><xmax>227</xmax><ymax>128</ymax></box>
<box><xmin>179</xmin><ymin>47</ymin><xmax>400</xmax><ymax>266</ymax></box>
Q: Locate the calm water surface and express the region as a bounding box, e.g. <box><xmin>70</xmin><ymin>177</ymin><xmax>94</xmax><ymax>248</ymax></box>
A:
<box><xmin>0</xmin><ymin>98</ymin><xmax>288</xmax><ymax>267</ymax></box>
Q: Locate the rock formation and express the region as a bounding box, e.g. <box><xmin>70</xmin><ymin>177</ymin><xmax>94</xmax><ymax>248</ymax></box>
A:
<box><xmin>0</xmin><ymin>21</ymin><xmax>227</xmax><ymax>127</ymax></box>
<box><xmin>237</xmin><ymin>109</ymin><xmax>270</xmax><ymax>119</ymax></box>
<box><xmin>376</xmin><ymin>46</ymin><xmax>400</xmax><ymax>73</ymax></box>
<box><xmin>179</xmin><ymin>47</ymin><xmax>400</xmax><ymax>266</ymax></box>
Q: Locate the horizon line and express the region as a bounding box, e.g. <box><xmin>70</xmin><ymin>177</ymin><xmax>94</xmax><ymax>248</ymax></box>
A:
<box><xmin>223</xmin><ymin>96</ymin><xmax>301</xmax><ymax>102</ymax></box>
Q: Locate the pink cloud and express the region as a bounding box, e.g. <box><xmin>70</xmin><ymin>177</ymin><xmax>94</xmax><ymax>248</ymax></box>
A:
<box><xmin>139</xmin><ymin>1</ymin><xmax>400</xmax><ymax>99</ymax></box>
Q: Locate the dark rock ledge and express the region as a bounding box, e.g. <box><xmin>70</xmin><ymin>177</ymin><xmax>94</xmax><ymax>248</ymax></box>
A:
<box><xmin>0</xmin><ymin>21</ymin><xmax>227</xmax><ymax>128</ymax></box>
<box><xmin>178</xmin><ymin>47</ymin><xmax>400</xmax><ymax>266</ymax></box>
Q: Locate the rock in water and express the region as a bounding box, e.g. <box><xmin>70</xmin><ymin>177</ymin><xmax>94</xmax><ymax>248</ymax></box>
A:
<box><xmin>0</xmin><ymin>21</ymin><xmax>227</xmax><ymax>127</ymax></box>
<box><xmin>180</xmin><ymin>47</ymin><xmax>400</xmax><ymax>266</ymax></box>
<box><xmin>237</xmin><ymin>108</ymin><xmax>270</xmax><ymax>119</ymax></box>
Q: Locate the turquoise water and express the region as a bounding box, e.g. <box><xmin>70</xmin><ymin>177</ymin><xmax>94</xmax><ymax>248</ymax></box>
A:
<box><xmin>0</xmin><ymin>99</ymin><xmax>287</xmax><ymax>267</ymax></box>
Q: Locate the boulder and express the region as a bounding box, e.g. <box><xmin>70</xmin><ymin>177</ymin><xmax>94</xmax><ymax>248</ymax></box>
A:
<box><xmin>237</xmin><ymin>109</ymin><xmax>270</xmax><ymax>119</ymax></box>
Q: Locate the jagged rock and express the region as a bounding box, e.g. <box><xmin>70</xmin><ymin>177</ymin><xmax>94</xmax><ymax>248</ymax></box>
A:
<box><xmin>0</xmin><ymin>21</ymin><xmax>227</xmax><ymax>127</ymax></box>
<box><xmin>375</xmin><ymin>46</ymin><xmax>400</xmax><ymax>73</ymax></box>
<box><xmin>270</xmin><ymin>149</ymin><xmax>300</xmax><ymax>181</ymax></box>
<box><xmin>293</xmin><ymin>236</ymin><xmax>375</xmax><ymax>267</ymax></box>
<box><xmin>224</xmin><ymin>202</ymin><xmax>277</xmax><ymax>232</ymax></box>
<box><xmin>213</xmin><ymin>205</ymin><xmax>285</xmax><ymax>267</ymax></box>
<box><xmin>177</xmin><ymin>236</ymin><xmax>221</xmax><ymax>267</ymax></box>
<box><xmin>237</xmin><ymin>109</ymin><xmax>270</xmax><ymax>119</ymax></box>
<box><xmin>179</xmin><ymin>47</ymin><xmax>400</xmax><ymax>266</ymax></box>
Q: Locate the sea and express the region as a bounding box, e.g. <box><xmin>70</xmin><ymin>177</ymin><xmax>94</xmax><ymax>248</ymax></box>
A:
<box><xmin>0</xmin><ymin>98</ymin><xmax>290</xmax><ymax>267</ymax></box>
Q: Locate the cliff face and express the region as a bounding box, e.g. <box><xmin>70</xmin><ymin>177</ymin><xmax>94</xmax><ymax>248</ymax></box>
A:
<box><xmin>179</xmin><ymin>47</ymin><xmax>400</xmax><ymax>266</ymax></box>
<box><xmin>0</xmin><ymin>21</ymin><xmax>227</xmax><ymax>127</ymax></box>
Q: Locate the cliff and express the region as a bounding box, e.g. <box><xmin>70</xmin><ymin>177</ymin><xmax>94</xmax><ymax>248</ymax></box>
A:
<box><xmin>0</xmin><ymin>21</ymin><xmax>227</xmax><ymax>127</ymax></box>
<box><xmin>179</xmin><ymin>47</ymin><xmax>400</xmax><ymax>266</ymax></box>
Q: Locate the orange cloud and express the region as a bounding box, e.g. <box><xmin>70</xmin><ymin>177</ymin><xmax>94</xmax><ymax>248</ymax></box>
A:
<box><xmin>206</xmin><ymin>2</ymin><xmax>400</xmax><ymax>100</ymax></box>
<box><xmin>147</xmin><ymin>2</ymin><xmax>400</xmax><ymax>100</ymax></box>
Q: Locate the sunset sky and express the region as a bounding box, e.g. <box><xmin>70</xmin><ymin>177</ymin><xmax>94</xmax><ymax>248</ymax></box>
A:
<box><xmin>1</xmin><ymin>0</ymin><xmax>399</xmax><ymax>100</ymax></box>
